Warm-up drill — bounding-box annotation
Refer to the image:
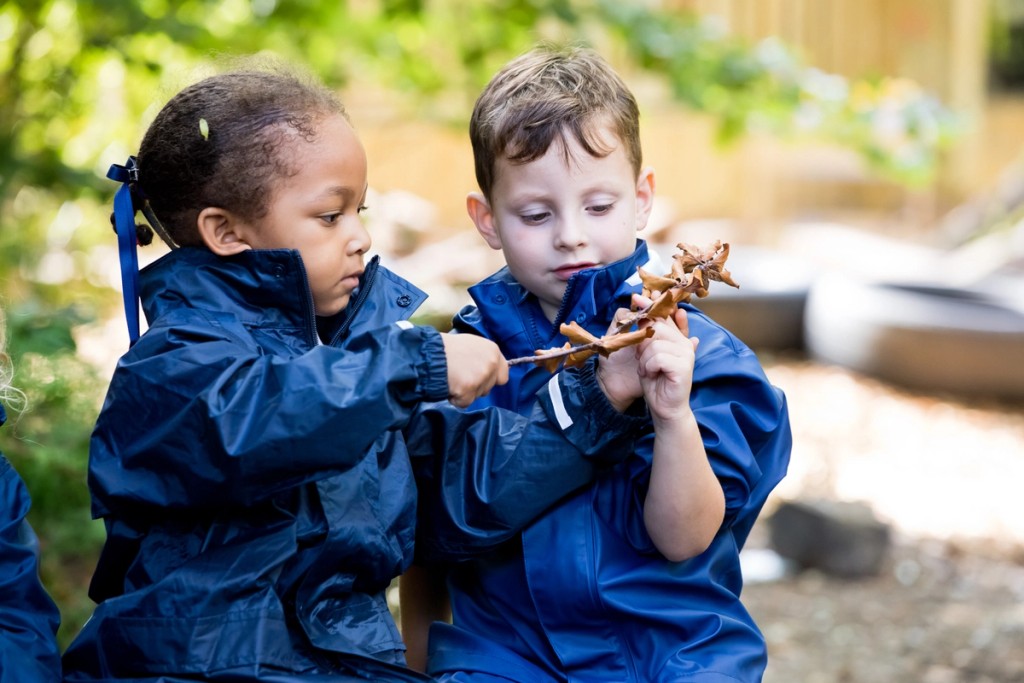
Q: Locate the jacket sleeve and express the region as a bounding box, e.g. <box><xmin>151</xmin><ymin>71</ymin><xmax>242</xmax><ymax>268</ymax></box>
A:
<box><xmin>0</xmin><ymin>456</ymin><xmax>62</xmax><ymax>682</ymax></box>
<box><xmin>89</xmin><ymin>320</ymin><xmax>449</xmax><ymax>515</ymax></box>
<box><xmin>618</xmin><ymin>318</ymin><xmax>792</xmax><ymax>555</ymax></box>
<box><xmin>408</xmin><ymin>358</ymin><xmax>649</xmax><ymax>563</ymax></box>
<box><xmin>690</xmin><ymin>339</ymin><xmax>792</xmax><ymax>537</ymax></box>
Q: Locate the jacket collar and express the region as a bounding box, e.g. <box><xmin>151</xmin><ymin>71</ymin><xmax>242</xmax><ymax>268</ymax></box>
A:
<box><xmin>464</xmin><ymin>240</ymin><xmax>663</xmax><ymax>355</ymax></box>
<box><xmin>141</xmin><ymin>248</ymin><xmax>312</xmax><ymax>330</ymax></box>
<box><xmin>139</xmin><ymin>248</ymin><xmax>426</xmax><ymax>344</ymax></box>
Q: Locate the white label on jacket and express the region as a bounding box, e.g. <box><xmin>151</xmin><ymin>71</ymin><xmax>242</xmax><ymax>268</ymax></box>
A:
<box><xmin>548</xmin><ymin>374</ymin><xmax>573</xmax><ymax>430</ymax></box>
<box><xmin>396</xmin><ymin>320</ymin><xmax>414</xmax><ymax>329</ymax></box>
<box><xmin>626</xmin><ymin>249</ymin><xmax>666</xmax><ymax>287</ymax></box>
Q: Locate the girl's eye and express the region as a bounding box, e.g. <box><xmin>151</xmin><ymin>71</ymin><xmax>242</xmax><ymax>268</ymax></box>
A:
<box><xmin>357</xmin><ymin>205</ymin><xmax>368</xmax><ymax>214</ymax></box>
<box><xmin>321</xmin><ymin>212</ymin><xmax>342</xmax><ymax>225</ymax></box>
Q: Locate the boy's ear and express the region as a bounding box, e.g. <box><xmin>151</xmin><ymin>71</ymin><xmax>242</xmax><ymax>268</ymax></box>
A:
<box><xmin>197</xmin><ymin>207</ymin><xmax>253</xmax><ymax>256</ymax></box>
<box><xmin>634</xmin><ymin>167</ymin><xmax>656</xmax><ymax>233</ymax></box>
<box><xmin>466</xmin><ymin>192</ymin><xmax>503</xmax><ymax>251</ymax></box>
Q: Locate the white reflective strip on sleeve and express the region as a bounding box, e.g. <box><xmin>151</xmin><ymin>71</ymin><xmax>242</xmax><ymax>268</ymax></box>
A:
<box><xmin>548</xmin><ymin>374</ymin><xmax>574</xmax><ymax>430</ymax></box>
<box><xmin>625</xmin><ymin>248</ymin><xmax>667</xmax><ymax>286</ymax></box>
<box><xmin>396</xmin><ymin>320</ymin><xmax>414</xmax><ymax>330</ymax></box>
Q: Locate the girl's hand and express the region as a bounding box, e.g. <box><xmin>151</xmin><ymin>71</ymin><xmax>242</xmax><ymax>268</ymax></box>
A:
<box><xmin>441</xmin><ymin>334</ymin><xmax>509</xmax><ymax>407</ymax></box>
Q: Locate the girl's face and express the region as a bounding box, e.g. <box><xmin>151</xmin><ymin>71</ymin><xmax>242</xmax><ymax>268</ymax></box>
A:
<box><xmin>243</xmin><ymin>114</ymin><xmax>371</xmax><ymax>317</ymax></box>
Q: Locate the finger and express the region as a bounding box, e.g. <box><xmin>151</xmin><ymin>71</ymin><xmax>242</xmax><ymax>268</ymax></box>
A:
<box><xmin>649</xmin><ymin>317</ymin><xmax>685</xmax><ymax>343</ymax></box>
<box><xmin>631</xmin><ymin>293</ymin><xmax>652</xmax><ymax>311</ymax></box>
<box><xmin>609</xmin><ymin>306</ymin><xmax>634</xmax><ymax>333</ymax></box>
<box><xmin>495</xmin><ymin>362</ymin><xmax>509</xmax><ymax>385</ymax></box>
<box><xmin>672</xmin><ymin>307</ymin><xmax>690</xmax><ymax>338</ymax></box>
<box><xmin>639</xmin><ymin>352</ymin><xmax>677</xmax><ymax>382</ymax></box>
<box><xmin>641</xmin><ymin>349</ymin><xmax>691</xmax><ymax>385</ymax></box>
<box><xmin>612</xmin><ymin>305</ymin><xmax>634</xmax><ymax>324</ymax></box>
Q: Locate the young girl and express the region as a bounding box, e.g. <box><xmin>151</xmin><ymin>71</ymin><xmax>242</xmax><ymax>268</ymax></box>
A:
<box><xmin>0</xmin><ymin>307</ymin><xmax>63</xmax><ymax>682</ymax></box>
<box><xmin>60</xmin><ymin>64</ymin><xmax>660</xmax><ymax>681</ymax></box>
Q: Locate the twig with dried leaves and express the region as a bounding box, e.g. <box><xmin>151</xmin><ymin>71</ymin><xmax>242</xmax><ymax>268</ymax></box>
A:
<box><xmin>507</xmin><ymin>241</ymin><xmax>739</xmax><ymax>372</ymax></box>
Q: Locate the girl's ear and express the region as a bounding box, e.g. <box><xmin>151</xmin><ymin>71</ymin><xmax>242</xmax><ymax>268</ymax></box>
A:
<box><xmin>197</xmin><ymin>207</ymin><xmax>253</xmax><ymax>256</ymax></box>
<box><xmin>634</xmin><ymin>167</ymin><xmax>656</xmax><ymax>233</ymax></box>
<box><xmin>466</xmin><ymin>192</ymin><xmax>502</xmax><ymax>251</ymax></box>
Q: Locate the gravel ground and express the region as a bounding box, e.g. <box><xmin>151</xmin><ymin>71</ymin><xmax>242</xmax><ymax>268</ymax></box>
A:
<box><xmin>745</xmin><ymin>354</ymin><xmax>1024</xmax><ymax>683</ymax></box>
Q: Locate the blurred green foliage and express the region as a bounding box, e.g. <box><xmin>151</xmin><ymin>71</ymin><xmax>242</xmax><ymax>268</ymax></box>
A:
<box><xmin>2</xmin><ymin>305</ymin><xmax>103</xmax><ymax>645</ymax></box>
<box><xmin>0</xmin><ymin>0</ymin><xmax>960</xmax><ymax>649</ymax></box>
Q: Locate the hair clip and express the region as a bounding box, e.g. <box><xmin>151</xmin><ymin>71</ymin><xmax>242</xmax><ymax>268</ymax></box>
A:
<box><xmin>108</xmin><ymin>156</ymin><xmax>140</xmax><ymax>184</ymax></box>
<box><xmin>107</xmin><ymin>156</ymin><xmax>142</xmax><ymax>347</ymax></box>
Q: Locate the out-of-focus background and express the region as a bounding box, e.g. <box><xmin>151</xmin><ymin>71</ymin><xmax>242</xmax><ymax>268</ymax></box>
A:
<box><xmin>2</xmin><ymin>1</ymin><xmax>1023</xmax><ymax>679</ymax></box>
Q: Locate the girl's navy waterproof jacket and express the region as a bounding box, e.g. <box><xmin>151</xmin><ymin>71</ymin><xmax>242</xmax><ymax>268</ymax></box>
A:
<box><xmin>428</xmin><ymin>241</ymin><xmax>792</xmax><ymax>682</ymax></box>
<box><xmin>61</xmin><ymin>247</ymin><xmax>645</xmax><ymax>681</ymax></box>
<box><xmin>0</xmin><ymin>405</ymin><xmax>63</xmax><ymax>683</ymax></box>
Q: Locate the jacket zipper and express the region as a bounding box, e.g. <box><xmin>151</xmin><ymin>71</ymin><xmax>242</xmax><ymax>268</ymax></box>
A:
<box><xmin>329</xmin><ymin>256</ymin><xmax>380</xmax><ymax>346</ymax></box>
<box><xmin>293</xmin><ymin>258</ymin><xmax>320</xmax><ymax>347</ymax></box>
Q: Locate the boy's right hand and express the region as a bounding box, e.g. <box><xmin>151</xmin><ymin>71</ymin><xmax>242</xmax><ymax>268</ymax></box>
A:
<box><xmin>441</xmin><ymin>334</ymin><xmax>510</xmax><ymax>407</ymax></box>
<box><xmin>595</xmin><ymin>301</ymin><xmax>646</xmax><ymax>412</ymax></box>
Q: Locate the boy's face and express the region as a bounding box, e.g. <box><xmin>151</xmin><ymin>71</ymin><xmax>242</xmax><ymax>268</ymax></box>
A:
<box><xmin>468</xmin><ymin>126</ymin><xmax>654</xmax><ymax>322</ymax></box>
<box><xmin>229</xmin><ymin>114</ymin><xmax>371</xmax><ymax>317</ymax></box>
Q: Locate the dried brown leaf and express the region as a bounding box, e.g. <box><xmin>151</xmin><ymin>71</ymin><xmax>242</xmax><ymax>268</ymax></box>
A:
<box><xmin>638</xmin><ymin>267</ymin><xmax>679</xmax><ymax>294</ymax></box>
<box><xmin>560</xmin><ymin>322</ymin><xmax>601</xmax><ymax>347</ymax></box>
<box><xmin>506</xmin><ymin>240</ymin><xmax>739</xmax><ymax>369</ymax></box>
<box><xmin>646</xmin><ymin>291</ymin><xmax>679</xmax><ymax>320</ymax></box>
<box><xmin>596</xmin><ymin>327</ymin><xmax>654</xmax><ymax>355</ymax></box>
<box><xmin>565</xmin><ymin>348</ymin><xmax>597</xmax><ymax>368</ymax></box>
<box><xmin>715</xmin><ymin>267</ymin><xmax>739</xmax><ymax>288</ymax></box>
<box><xmin>672</xmin><ymin>287</ymin><xmax>693</xmax><ymax>304</ymax></box>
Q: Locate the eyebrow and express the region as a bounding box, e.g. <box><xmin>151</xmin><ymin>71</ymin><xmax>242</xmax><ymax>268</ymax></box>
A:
<box><xmin>316</xmin><ymin>183</ymin><xmax>368</xmax><ymax>202</ymax></box>
<box><xmin>318</xmin><ymin>185</ymin><xmax>355</xmax><ymax>199</ymax></box>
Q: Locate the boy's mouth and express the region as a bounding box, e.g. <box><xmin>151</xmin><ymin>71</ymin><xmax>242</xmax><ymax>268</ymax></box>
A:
<box><xmin>553</xmin><ymin>262</ymin><xmax>598</xmax><ymax>281</ymax></box>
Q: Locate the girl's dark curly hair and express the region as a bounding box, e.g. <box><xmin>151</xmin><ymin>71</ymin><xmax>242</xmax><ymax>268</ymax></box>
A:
<box><xmin>133</xmin><ymin>66</ymin><xmax>346</xmax><ymax>248</ymax></box>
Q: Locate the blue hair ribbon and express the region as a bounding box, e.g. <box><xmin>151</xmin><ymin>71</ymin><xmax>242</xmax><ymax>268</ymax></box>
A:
<box><xmin>107</xmin><ymin>157</ymin><xmax>141</xmax><ymax>347</ymax></box>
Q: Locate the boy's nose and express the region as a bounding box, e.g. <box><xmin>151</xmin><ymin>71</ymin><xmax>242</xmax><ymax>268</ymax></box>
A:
<box><xmin>553</xmin><ymin>216</ymin><xmax>587</xmax><ymax>249</ymax></box>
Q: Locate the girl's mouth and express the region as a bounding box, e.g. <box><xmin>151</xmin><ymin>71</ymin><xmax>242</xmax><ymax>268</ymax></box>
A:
<box><xmin>341</xmin><ymin>270</ymin><xmax>364</xmax><ymax>288</ymax></box>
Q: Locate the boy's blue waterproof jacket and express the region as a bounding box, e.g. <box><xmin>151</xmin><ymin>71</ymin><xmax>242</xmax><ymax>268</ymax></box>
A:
<box><xmin>61</xmin><ymin>247</ymin><xmax>646</xmax><ymax>682</ymax></box>
<box><xmin>0</xmin><ymin>405</ymin><xmax>63</xmax><ymax>683</ymax></box>
<box><xmin>427</xmin><ymin>241</ymin><xmax>792</xmax><ymax>683</ymax></box>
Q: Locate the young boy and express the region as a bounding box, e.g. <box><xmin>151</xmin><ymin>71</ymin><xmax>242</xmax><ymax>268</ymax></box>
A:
<box><xmin>402</xmin><ymin>45</ymin><xmax>792</xmax><ymax>682</ymax></box>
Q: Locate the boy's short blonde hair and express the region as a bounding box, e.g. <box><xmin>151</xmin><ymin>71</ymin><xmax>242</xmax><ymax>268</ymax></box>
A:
<box><xmin>469</xmin><ymin>44</ymin><xmax>642</xmax><ymax>200</ymax></box>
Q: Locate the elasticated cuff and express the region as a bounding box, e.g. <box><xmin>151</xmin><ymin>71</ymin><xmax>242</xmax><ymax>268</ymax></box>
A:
<box><xmin>576</xmin><ymin>356</ymin><xmax>649</xmax><ymax>430</ymax></box>
<box><xmin>417</xmin><ymin>326</ymin><xmax>450</xmax><ymax>402</ymax></box>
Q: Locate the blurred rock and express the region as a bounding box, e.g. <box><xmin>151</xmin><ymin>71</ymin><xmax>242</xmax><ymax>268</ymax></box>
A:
<box><xmin>768</xmin><ymin>499</ymin><xmax>892</xmax><ymax>578</ymax></box>
<box><xmin>740</xmin><ymin>547</ymin><xmax>795</xmax><ymax>584</ymax></box>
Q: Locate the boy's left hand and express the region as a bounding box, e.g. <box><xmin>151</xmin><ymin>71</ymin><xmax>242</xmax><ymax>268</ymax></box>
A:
<box><xmin>636</xmin><ymin>307</ymin><xmax>698</xmax><ymax>423</ymax></box>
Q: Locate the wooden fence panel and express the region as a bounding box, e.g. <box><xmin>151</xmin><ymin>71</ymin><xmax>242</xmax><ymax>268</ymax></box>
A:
<box><xmin>665</xmin><ymin>0</ymin><xmax>987</xmax><ymax>112</ymax></box>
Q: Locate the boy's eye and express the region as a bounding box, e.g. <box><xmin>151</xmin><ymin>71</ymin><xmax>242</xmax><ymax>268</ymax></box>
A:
<box><xmin>589</xmin><ymin>203</ymin><xmax>613</xmax><ymax>215</ymax></box>
<box><xmin>320</xmin><ymin>212</ymin><xmax>342</xmax><ymax>225</ymax></box>
<box><xmin>357</xmin><ymin>205</ymin><xmax>368</xmax><ymax>214</ymax></box>
<box><xmin>521</xmin><ymin>211</ymin><xmax>550</xmax><ymax>225</ymax></box>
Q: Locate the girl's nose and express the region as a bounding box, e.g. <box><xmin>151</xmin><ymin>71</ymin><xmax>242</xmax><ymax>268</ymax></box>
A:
<box><xmin>348</xmin><ymin>219</ymin><xmax>371</xmax><ymax>255</ymax></box>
